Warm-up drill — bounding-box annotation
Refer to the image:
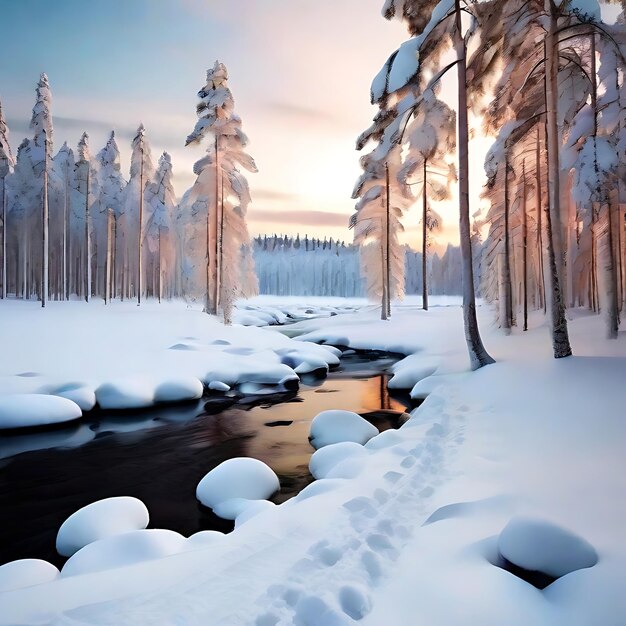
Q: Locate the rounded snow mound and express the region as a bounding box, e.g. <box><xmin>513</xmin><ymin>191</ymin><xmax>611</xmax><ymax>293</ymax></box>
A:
<box><xmin>61</xmin><ymin>529</ymin><xmax>187</xmax><ymax>577</ymax></box>
<box><xmin>0</xmin><ymin>559</ymin><xmax>59</xmax><ymax>592</ymax></box>
<box><xmin>50</xmin><ymin>384</ymin><xmax>97</xmax><ymax>412</ymax></box>
<box><xmin>196</xmin><ymin>458</ymin><xmax>280</xmax><ymax>513</ymax></box>
<box><xmin>309</xmin><ymin>442</ymin><xmax>369</xmax><ymax>479</ymax></box>
<box><xmin>0</xmin><ymin>394</ymin><xmax>82</xmax><ymax>429</ymax></box>
<box><xmin>96</xmin><ymin>379</ymin><xmax>154</xmax><ymax>410</ymax></box>
<box><xmin>309</xmin><ymin>410</ymin><xmax>379</xmax><ymax>449</ymax></box>
<box><xmin>56</xmin><ymin>496</ymin><xmax>150</xmax><ymax>557</ymax></box>
<box><xmin>154</xmin><ymin>377</ymin><xmax>204</xmax><ymax>403</ymax></box>
<box><xmin>498</xmin><ymin>516</ymin><xmax>598</xmax><ymax>579</ymax></box>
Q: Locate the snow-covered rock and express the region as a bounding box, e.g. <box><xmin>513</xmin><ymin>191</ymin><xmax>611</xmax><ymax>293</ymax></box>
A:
<box><xmin>309</xmin><ymin>410</ymin><xmax>379</xmax><ymax>449</ymax></box>
<box><xmin>498</xmin><ymin>516</ymin><xmax>598</xmax><ymax>578</ymax></box>
<box><xmin>154</xmin><ymin>377</ymin><xmax>204</xmax><ymax>403</ymax></box>
<box><xmin>235</xmin><ymin>500</ymin><xmax>276</xmax><ymax>527</ymax></box>
<box><xmin>0</xmin><ymin>559</ymin><xmax>59</xmax><ymax>592</ymax></box>
<box><xmin>186</xmin><ymin>531</ymin><xmax>224</xmax><ymax>547</ymax></box>
<box><xmin>0</xmin><ymin>394</ymin><xmax>82</xmax><ymax>429</ymax></box>
<box><xmin>213</xmin><ymin>497</ymin><xmax>258</xmax><ymax>521</ymax></box>
<box><xmin>309</xmin><ymin>442</ymin><xmax>369</xmax><ymax>479</ymax></box>
<box><xmin>388</xmin><ymin>355</ymin><xmax>438</xmax><ymax>390</ymax></box>
<box><xmin>62</xmin><ymin>529</ymin><xmax>187</xmax><ymax>577</ymax></box>
<box><xmin>56</xmin><ymin>496</ymin><xmax>150</xmax><ymax>557</ymax></box>
<box><xmin>95</xmin><ymin>379</ymin><xmax>154</xmax><ymax>410</ymax></box>
<box><xmin>196</xmin><ymin>458</ymin><xmax>280</xmax><ymax>512</ymax></box>
<box><xmin>50</xmin><ymin>384</ymin><xmax>97</xmax><ymax>412</ymax></box>
<box><xmin>208</xmin><ymin>381</ymin><xmax>230</xmax><ymax>392</ymax></box>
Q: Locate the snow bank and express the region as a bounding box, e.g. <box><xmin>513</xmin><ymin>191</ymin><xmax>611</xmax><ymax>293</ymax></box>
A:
<box><xmin>309</xmin><ymin>410</ymin><xmax>379</xmax><ymax>448</ymax></box>
<box><xmin>388</xmin><ymin>354</ymin><xmax>438</xmax><ymax>389</ymax></box>
<box><xmin>56</xmin><ymin>496</ymin><xmax>150</xmax><ymax>557</ymax></box>
<box><xmin>498</xmin><ymin>516</ymin><xmax>598</xmax><ymax>578</ymax></box>
<box><xmin>309</xmin><ymin>442</ymin><xmax>369</xmax><ymax>479</ymax></box>
<box><xmin>95</xmin><ymin>379</ymin><xmax>155</xmax><ymax>410</ymax></box>
<box><xmin>196</xmin><ymin>458</ymin><xmax>280</xmax><ymax>513</ymax></box>
<box><xmin>62</xmin><ymin>530</ymin><xmax>187</xmax><ymax>577</ymax></box>
<box><xmin>154</xmin><ymin>377</ymin><xmax>204</xmax><ymax>403</ymax></box>
<box><xmin>0</xmin><ymin>394</ymin><xmax>82</xmax><ymax>429</ymax></box>
<box><xmin>0</xmin><ymin>559</ymin><xmax>59</xmax><ymax>592</ymax></box>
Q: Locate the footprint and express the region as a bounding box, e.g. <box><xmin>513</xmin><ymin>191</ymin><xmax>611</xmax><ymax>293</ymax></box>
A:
<box><xmin>361</xmin><ymin>550</ymin><xmax>382</xmax><ymax>582</ymax></box>
<box><xmin>256</xmin><ymin>613</ymin><xmax>279</xmax><ymax>626</ymax></box>
<box><xmin>339</xmin><ymin>585</ymin><xmax>372</xmax><ymax>620</ymax></box>
<box><xmin>400</xmin><ymin>456</ymin><xmax>416</xmax><ymax>469</ymax></box>
<box><xmin>366</xmin><ymin>533</ymin><xmax>395</xmax><ymax>553</ymax></box>
<box><xmin>343</xmin><ymin>497</ymin><xmax>377</xmax><ymax>518</ymax></box>
<box><xmin>294</xmin><ymin>596</ymin><xmax>351</xmax><ymax>626</ymax></box>
<box><xmin>373</xmin><ymin>488</ymin><xmax>389</xmax><ymax>505</ymax></box>
<box><xmin>309</xmin><ymin>541</ymin><xmax>342</xmax><ymax>567</ymax></box>
<box><xmin>383</xmin><ymin>471</ymin><xmax>404</xmax><ymax>484</ymax></box>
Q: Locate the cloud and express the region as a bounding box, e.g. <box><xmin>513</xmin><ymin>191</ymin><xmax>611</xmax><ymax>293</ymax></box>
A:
<box><xmin>252</xmin><ymin>188</ymin><xmax>301</xmax><ymax>203</ymax></box>
<box><xmin>263</xmin><ymin>102</ymin><xmax>343</xmax><ymax>127</ymax></box>
<box><xmin>250</xmin><ymin>209</ymin><xmax>350</xmax><ymax>229</ymax></box>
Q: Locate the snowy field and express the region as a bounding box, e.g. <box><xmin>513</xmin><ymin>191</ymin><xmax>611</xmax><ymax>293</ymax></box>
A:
<box><xmin>0</xmin><ymin>297</ymin><xmax>625</xmax><ymax>625</ymax></box>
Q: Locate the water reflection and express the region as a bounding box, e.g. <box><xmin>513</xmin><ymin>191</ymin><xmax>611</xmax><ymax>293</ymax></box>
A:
<box><xmin>0</xmin><ymin>354</ymin><xmax>413</xmax><ymax>568</ymax></box>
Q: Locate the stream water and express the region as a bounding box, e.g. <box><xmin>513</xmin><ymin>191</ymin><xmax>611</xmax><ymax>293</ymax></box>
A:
<box><xmin>0</xmin><ymin>353</ymin><xmax>414</xmax><ymax>568</ymax></box>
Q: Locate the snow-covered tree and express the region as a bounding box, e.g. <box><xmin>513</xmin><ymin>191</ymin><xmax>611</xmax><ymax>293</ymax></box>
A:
<box><xmin>183</xmin><ymin>61</ymin><xmax>258</xmax><ymax>322</ymax></box>
<box><xmin>0</xmin><ymin>98</ymin><xmax>14</xmax><ymax>299</ymax></box>
<box><xmin>399</xmin><ymin>90</ymin><xmax>455</xmax><ymax>311</ymax></box>
<box><xmin>122</xmin><ymin>124</ymin><xmax>154</xmax><ymax>303</ymax></box>
<box><xmin>96</xmin><ymin>131</ymin><xmax>126</xmax><ymax>302</ymax></box>
<box><xmin>144</xmin><ymin>152</ymin><xmax>178</xmax><ymax>301</ymax></box>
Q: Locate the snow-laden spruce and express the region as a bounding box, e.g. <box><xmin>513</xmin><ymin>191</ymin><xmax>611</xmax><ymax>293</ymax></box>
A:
<box><xmin>181</xmin><ymin>61</ymin><xmax>258</xmax><ymax>323</ymax></box>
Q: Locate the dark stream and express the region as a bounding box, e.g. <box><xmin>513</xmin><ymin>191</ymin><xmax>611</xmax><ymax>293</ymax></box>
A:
<box><xmin>0</xmin><ymin>353</ymin><xmax>413</xmax><ymax>569</ymax></box>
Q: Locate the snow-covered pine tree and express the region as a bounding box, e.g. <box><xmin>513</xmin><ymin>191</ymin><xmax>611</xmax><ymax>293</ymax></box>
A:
<box><xmin>123</xmin><ymin>124</ymin><xmax>154</xmax><ymax>303</ymax></box>
<box><xmin>398</xmin><ymin>90</ymin><xmax>455</xmax><ymax>311</ymax></box>
<box><xmin>50</xmin><ymin>142</ymin><xmax>74</xmax><ymax>300</ymax></box>
<box><xmin>30</xmin><ymin>73</ymin><xmax>53</xmax><ymax>306</ymax></box>
<box><xmin>74</xmin><ymin>133</ymin><xmax>98</xmax><ymax>302</ymax></box>
<box><xmin>0</xmin><ymin>98</ymin><xmax>14</xmax><ymax>299</ymax></box>
<box><xmin>96</xmin><ymin>131</ymin><xmax>126</xmax><ymax>302</ymax></box>
<box><xmin>144</xmin><ymin>152</ymin><xmax>177</xmax><ymax>301</ymax></box>
<box><xmin>183</xmin><ymin>61</ymin><xmax>258</xmax><ymax>322</ymax></box>
<box><xmin>377</xmin><ymin>0</ymin><xmax>495</xmax><ymax>369</ymax></box>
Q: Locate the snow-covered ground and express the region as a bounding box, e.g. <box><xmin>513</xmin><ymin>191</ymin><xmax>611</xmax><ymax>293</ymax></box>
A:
<box><xmin>0</xmin><ymin>297</ymin><xmax>625</xmax><ymax>625</ymax></box>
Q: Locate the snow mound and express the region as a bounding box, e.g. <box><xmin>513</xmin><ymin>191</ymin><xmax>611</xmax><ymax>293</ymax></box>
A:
<box><xmin>50</xmin><ymin>384</ymin><xmax>97</xmax><ymax>411</ymax></box>
<box><xmin>96</xmin><ymin>379</ymin><xmax>154</xmax><ymax>409</ymax></box>
<box><xmin>208</xmin><ymin>381</ymin><xmax>230</xmax><ymax>392</ymax></box>
<box><xmin>309</xmin><ymin>442</ymin><xmax>369</xmax><ymax>479</ymax></box>
<box><xmin>388</xmin><ymin>355</ymin><xmax>438</xmax><ymax>390</ymax></box>
<box><xmin>0</xmin><ymin>559</ymin><xmax>59</xmax><ymax>592</ymax></box>
<box><xmin>213</xmin><ymin>497</ymin><xmax>258</xmax><ymax>521</ymax></box>
<box><xmin>154</xmin><ymin>377</ymin><xmax>203</xmax><ymax>403</ymax></box>
<box><xmin>365</xmin><ymin>429</ymin><xmax>405</xmax><ymax>450</ymax></box>
<box><xmin>410</xmin><ymin>375</ymin><xmax>445</xmax><ymax>399</ymax></box>
<box><xmin>196</xmin><ymin>458</ymin><xmax>280</xmax><ymax>512</ymax></box>
<box><xmin>187</xmin><ymin>531</ymin><xmax>224</xmax><ymax>547</ymax></box>
<box><xmin>0</xmin><ymin>394</ymin><xmax>82</xmax><ymax>429</ymax></box>
<box><xmin>498</xmin><ymin>516</ymin><xmax>598</xmax><ymax>579</ymax></box>
<box><xmin>309</xmin><ymin>410</ymin><xmax>379</xmax><ymax>449</ymax></box>
<box><xmin>62</xmin><ymin>529</ymin><xmax>187</xmax><ymax>577</ymax></box>
<box><xmin>235</xmin><ymin>500</ymin><xmax>276</xmax><ymax>527</ymax></box>
<box><xmin>56</xmin><ymin>496</ymin><xmax>150</xmax><ymax>557</ymax></box>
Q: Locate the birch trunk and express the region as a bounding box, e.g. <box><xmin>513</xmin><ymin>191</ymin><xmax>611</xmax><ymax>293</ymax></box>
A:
<box><xmin>422</xmin><ymin>159</ymin><xmax>428</xmax><ymax>311</ymax></box>
<box><xmin>544</xmin><ymin>1</ymin><xmax>572</xmax><ymax>358</ymax></box>
<box><xmin>454</xmin><ymin>0</ymin><xmax>494</xmax><ymax>369</ymax></box>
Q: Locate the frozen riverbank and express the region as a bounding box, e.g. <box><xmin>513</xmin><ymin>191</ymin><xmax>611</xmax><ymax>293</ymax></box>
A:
<box><xmin>0</xmin><ymin>299</ymin><xmax>625</xmax><ymax>625</ymax></box>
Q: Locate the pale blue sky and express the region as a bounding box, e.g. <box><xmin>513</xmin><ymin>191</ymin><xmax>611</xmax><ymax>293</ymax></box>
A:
<box><xmin>0</xmin><ymin>0</ymin><xmax>411</xmax><ymax>240</ymax></box>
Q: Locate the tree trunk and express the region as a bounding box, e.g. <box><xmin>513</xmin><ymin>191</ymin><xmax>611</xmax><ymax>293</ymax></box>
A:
<box><xmin>85</xmin><ymin>166</ymin><xmax>91</xmax><ymax>303</ymax></box>
<box><xmin>138</xmin><ymin>151</ymin><xmax>144</xmax><ymax>306</ymax></box>
<box><xmin>212</xmin><ymin>134</ymin><xmax>220</xmax><ymax>315</ymax></box>
<box><xmin>536</xmin><ymin>127</ymin><xmax>546</xmax><ymax>313</ymax></box>
<box><xmin>454</xmin><ymin>0</ymin><xmax>494</xmax><ymax>369</ymax></box>
<box><xmin>503</xmin><ymin>156</ymin><xmax>513</xmax><ymax>332</ymax></box>
<box><xmin>105</xmin><ymin>208</ymin><xmax>113</xmax><ymax>305</ymax></box>
<box><xmin>544</xmin><ymin>3</ymin><xmax>572</xmax><ymax>358</ymax></box>
<box><xmin>385</xmin><ymin>163</ymin><xmax>391</xmax><ymax>318</ymax></box>
<box><xmin>422</xmin><ymin>158</ymin><xmax>429</xmax><ymax>311</ymax></box>
<box><xmin>522</xmin><ymin>160</ymin><xmax>528</xmax><ymax>331</ymax></box>
<box><xmin>42</xmin><ymin>135</ymin><xmax>49</xmax><ymax>307</ymax></box>
<box><xmin>1</xmin><ymin>175</ymin><xmax>6</xmax><ymax>299</ymax></box>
